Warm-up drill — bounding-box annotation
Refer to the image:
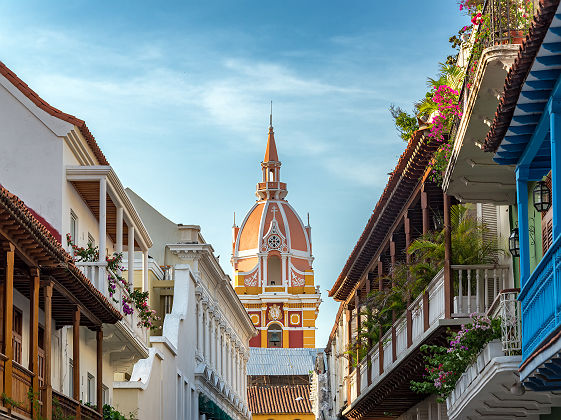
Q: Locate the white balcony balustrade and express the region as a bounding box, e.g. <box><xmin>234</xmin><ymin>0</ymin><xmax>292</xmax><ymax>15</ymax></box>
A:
<box><xmin>75</xmin><ymin>261</ymin><xmax>149</xmax><ymax>346</ymax></box>
<box><xmin>353</xmin><ymin>264</ymin><xmax>509</xmax><ymax>398</ymax></box>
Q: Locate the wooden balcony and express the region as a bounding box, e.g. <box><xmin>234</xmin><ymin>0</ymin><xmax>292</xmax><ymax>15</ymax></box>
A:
<box><xmin>0</xmin><ymin>354</ymin><xmax>101</xmax><ymax>420</ymax></box>
<box><xmin>344</xmin><ymin>264</ymin><xmax>509</xmax><ymax>419</ymax></box>
<box><xmin>52</xmin><ymin>390</ymin><xmax>102</xmax><ymax>420</ymax></box>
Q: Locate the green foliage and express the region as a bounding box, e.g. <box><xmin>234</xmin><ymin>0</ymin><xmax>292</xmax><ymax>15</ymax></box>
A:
<box><xmin>389</xmin><ymin>105</ymin><xmax>419</xmax><ymax>142</ymax></box>
<box><xmin>347</xmin><ymin>205</ymin><xmax>501</xmax><ymax>365</ymax></box>
<box><xmin>1</xmin><ymin>392</ymin><xmax>23</xmax><ymax>409</ymax></box>
<box><xmin>103</xmin><ymin>403</ymin><xmax>138</xmax><ymax>420</ymax></box>
<box><xmin>410</xmin><ymin>315</ymin><xmax>501</xmax><ymax>401</ymax></box>
<box><xmin>408</xmin><ymin>205</ymin><xmax>500</xmax><ymax>267</ymax></box>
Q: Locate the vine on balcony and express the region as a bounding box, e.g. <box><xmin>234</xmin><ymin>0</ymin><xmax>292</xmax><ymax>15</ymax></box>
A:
<box><xmin>410</xmin><ymin>314</ymin><xmax>501</xmax><ymax>401</ymax></box>
<box><xmin>66</xmin><ymin>234</ymin><xmax>160</xmax><ymax>330</ymax></box>
<box><xmin>390</xmin><ymin>0</ymin><xmax>534</xmax><ymax>185</ymax></box>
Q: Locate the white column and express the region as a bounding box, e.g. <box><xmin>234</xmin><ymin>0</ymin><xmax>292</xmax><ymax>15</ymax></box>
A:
<box><xmin>234</xmin><ymin>347</ymin><xmax>240</xmax><ymax>395</ymax></box>
<box><xmin>213</xmin><ymin>320</ymin><xmax>218</xmax><ymax>370</ymax></box>
<box><xmin>197</xmin><ymin>303</ymin><xmax>203</xmax><ymax>356</ymax></box>
<box><xmin>116</xmin><ymin>207</ymin><xmax>123</xmax><ymax>254</ymax></box>
<box><xmin>226</xmin><ymin>337</ymin><xmax>231</xmax><ymax>385</ymax></box>
<box><xmin>281</xmin><ymin>254</ymin><xmax>287</xmax><ymax>288</ymax></box>
<box><xmin>221</xmin><ymin>331</ymin><xmax>226</xmax><ymax>378</ymax></box>
<box><xmin>142</xmin><ymin>250</ymin><xmax>149</xmax><ymax>294</ymax></box>
<box><xmin>230</xmin><ymin>343</ymin><xmax>234</xmax><ymax>389</ymax></box>
<box><xmin>210</xmin><ymin>315</ymin><xmax>215</xmax><ymax>369</ymax></box>
<box><xmin>205</xmin><ymin>309</ymin><xmax>211</xmax><ymax>363</ymax></box>
<box><xmin>98</xmin><ymin>177</ymin><xmax>107</xmax><ymax>262</ymax></box>
<box><xmin>128</xmin><ymin>225</ymin><xmax>135</xmax><ymax>287</ymax></box>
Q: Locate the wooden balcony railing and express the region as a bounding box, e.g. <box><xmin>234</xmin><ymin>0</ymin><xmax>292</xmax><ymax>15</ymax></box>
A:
<box><xmin>52</xmin><ymin>390</ymin><xmax>102</xmax><ymax>420</ymax></box>
<box><xmin>0</xmin><ymin>355</ymin><xmax>101</xmax><ymax>420</ymax></box>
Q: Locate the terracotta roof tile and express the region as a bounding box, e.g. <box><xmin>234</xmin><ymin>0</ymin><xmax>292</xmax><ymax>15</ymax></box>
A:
<box><xmin>484</xmin><ymin>0</ymin><xmax>560</xmax><ymax>152</ymax></box>
<box><xmin>247</xmin><ymin>385</ymin><xmax>312</xmax><ymax>414</ymax></box>
<box><xmin>0</xmin><ymin>184</ymin><xmax>122</xmax><ymax>323</ymax></box>
<box><xmin>0</xmin><ymin>61</ymin><xmax>110</xmax><ymax>166</ymax></box>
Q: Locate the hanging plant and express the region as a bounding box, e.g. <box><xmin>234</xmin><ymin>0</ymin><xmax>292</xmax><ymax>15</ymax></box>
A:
<box><xmin>66</xmin><ymin>234</ymin><xmax>160</xmax><ymax>330</ymax></box>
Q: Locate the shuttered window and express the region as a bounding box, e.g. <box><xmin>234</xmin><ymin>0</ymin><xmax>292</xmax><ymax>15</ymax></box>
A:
<box><xmin>542</xmin><ymin>173</ymin><xmax>553</xmax><ymax>254</ymax></box>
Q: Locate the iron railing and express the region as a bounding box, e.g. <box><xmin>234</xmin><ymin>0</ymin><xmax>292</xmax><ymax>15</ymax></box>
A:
<box><xmin>450</xmin><ymin>0</ymin><xmax>538</xmax><ymax>140</ymax></box>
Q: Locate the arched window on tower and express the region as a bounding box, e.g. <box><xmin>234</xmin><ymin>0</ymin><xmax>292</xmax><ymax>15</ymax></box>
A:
<box><xmin>269</xmin><ymin>169</ymin><xmax>275</xmax><ymax>182</ymax></box>
<box><xmin>267</xmin><ymin>324</ymin><xmax>282</xmax><ymax>348</ymax></box>
<box><xmin>267</xmin><ymin>255</ymin><xmax>282</xmax><ymax>286</ymax></box>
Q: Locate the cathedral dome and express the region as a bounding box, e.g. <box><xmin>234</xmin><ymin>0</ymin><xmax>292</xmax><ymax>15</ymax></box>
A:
<box><xmin>235</xmin><ymin>200</ymin><xmax>311</xmax><ymax>256</ymax></box>
<box><xmin>231</xmin><ymin>115</ymin><xmax>320</xmax><ymax>349</ymax></box>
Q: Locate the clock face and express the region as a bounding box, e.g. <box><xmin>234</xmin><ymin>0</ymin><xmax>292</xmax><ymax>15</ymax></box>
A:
<box><xmin>268</xmin><ymin>234</ymin><xmax>281</xmax><ymax>249</ymax></box>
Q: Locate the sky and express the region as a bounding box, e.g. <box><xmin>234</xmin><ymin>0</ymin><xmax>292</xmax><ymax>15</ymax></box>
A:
<box><xmin>0</xmin><ymin>1</ymin><xmax>466</xmax><ymax>346</ymax></box>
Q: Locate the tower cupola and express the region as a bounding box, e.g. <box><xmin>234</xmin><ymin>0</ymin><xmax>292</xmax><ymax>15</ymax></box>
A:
<box><xmin>257</xmin><ymin>115</ymin><xmax>288</xmax><ymax>200</ymax></box>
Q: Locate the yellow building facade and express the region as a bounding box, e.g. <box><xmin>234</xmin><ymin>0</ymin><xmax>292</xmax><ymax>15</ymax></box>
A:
<box><xmin>231</xmin><ymin>120</ymin><xmax>321</xmax><ymax>348</ymax></box>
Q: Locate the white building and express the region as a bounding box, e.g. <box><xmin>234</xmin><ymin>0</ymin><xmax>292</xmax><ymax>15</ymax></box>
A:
<box><xmin>0</xmin><ymin>60</ymin><xmax>154</xmax><ymax>417</ymax></box>
<box><xmin>113</xmin><ymin>189</ymin><xmax>256</xmax><ymax>420</ymax></box>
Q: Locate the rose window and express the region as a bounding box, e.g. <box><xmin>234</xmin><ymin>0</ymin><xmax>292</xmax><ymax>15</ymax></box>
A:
<box><xmin>268</xmin><ymin>234</ymin><xmax>281</xmax><ymax>249</ymax></box>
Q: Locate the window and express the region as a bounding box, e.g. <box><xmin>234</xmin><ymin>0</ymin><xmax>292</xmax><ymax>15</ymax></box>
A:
<box><xmin>269</xmin><ymin>169</ymin><xmax>275</xmax><ymax>182</ymax></box>
<box><xmin>102</xmin><ymin>385</ymin><xmax>109</xmax><ymax>406</ymax></box>
<box><xmin>87</xmin><ymin>373</ymin><xmax>95</xmax><ymax>404</ymax></box>
<box><xmin>164</xmin><ymin>295</ymin><xmax>173</xmax><ymax>314</ymax></box>
<box><xmin>267</xmin><ymin>255</ymin><xmax>281</xmax><ymax>286</ymax></box>
<box><xmin>38</xmin><ymin>326</ymin><xmax>45</xmax><ymax>393</ymax></box>
<box><xmin>87</xmin><ymin>232</ymin><xmax>95</xmax><ymax>247</ymax></box>
<box><xmin>12</xmin><ymin>308</ymin><xmax>22</xmax><ymax>364</ymax></box>
<box><xmin>69</xmin><ymin>359</ymin><xmax>74</xmax><ymax>397</ymax></box>
<box><xmin>267</xmin><ymin>324</ymin><xmax>282</xmax><ymax>348</ymax></box>
<box><xmin>70</xmin><ymin>210</ymin><xmax>78</xmax><ymax>245</ymax></box>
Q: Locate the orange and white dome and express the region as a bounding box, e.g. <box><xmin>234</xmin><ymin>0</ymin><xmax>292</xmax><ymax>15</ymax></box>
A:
<box><xmin>231</xmin><ymin>117</ymin><xmax>319</xmax><ymax>349</ymax></box>
<box><xmin>235</xmin><ymin>200</ymin><xmax>311</xmax><ymax>257</ymax></box>
<box><xmin>231</xmin><ymin>119</ymin><xmax>313</xmax><ymax>275</ymax></box>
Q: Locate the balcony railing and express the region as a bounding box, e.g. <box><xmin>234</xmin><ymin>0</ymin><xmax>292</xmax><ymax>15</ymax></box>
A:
<box><xmin>0</xmin><ymin>355</ymin><xmax>101</xmax><ymax>420</ymax></box>
<box><xmin>449</xmin><ymin>0</ymin><xmax>538</xmax><ymax>142</ymax></box>
<box><xmin>520</xmin><ymin>234</ymin><xmax>561</xmax><ymax>360</ymax></box>
<box><xmin>446</xmin><ymin>290</ymin><xmax>521</xmax><ymax>418</ymax></box>
<box><xmin>53</xmin><ymin>389</ymin><xmax>102</xmax><ymax>420</ymax></box>
<box><xmin>353</xmin><ymin>264</ymin><xmax>508</xmax><ymax>398</ymax></box>
<box><xmin>489</xmin><ymin>289</ymin><xmax>521</xmax><ymax>355</ymax></box>
<box><xmin>257</xmin><ymin>182</ymin><xmax>287</xmax><ymax>190</ymax></box>
<box><xmin>76</xmin><ymin>262</ymin><xmax>149</xmax><ymax>345</ymax></box>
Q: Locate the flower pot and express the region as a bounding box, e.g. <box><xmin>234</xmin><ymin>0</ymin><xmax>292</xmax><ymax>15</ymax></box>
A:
<box><xmin>510</xmin><ymin>30</ymin><xmax>525</xmax><ymax>45</ymax></box>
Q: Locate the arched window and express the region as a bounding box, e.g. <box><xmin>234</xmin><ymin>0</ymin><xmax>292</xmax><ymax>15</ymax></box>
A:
<box><xmin>269</xmin><ymin>169</ymin><xmax>275</xmax><ymax>182</ymax></box>
<box><xmin>267</xmin><ymin>324</ymin><xmax>282</xmax><ymax>348</ymax></box>
<box><xmin>267</xmin><ymin>255</ymin><xmax>282</xmax><ymax>286</ymax></box>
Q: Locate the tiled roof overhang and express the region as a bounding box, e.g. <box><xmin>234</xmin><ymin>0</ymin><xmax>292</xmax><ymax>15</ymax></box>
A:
<box><xmin>484</xmin><ymin>0</ymin><xmax>561</xmax><ymax>159</ymax></box>
<box><xmin>0</xmin><ymin>61</ymin><xmax>109</xmax><ymax>166</ymax></box>
<box><xmin>247</xmin><ymin>385</ymin><xmax>312</xmax><ymax>414</ymax></box>
<box><xmin>329</xmin><ymin>130</ymin><xmax>437</xmax><ymax>301</ymax></box>
<box><xmin>0</xmin><ymin>185</ymin><xmax>122</xmax><ymax>324</ymax></box>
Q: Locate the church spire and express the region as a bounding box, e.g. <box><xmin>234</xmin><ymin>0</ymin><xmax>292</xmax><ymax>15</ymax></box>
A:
<box><xmin>264</xmin><ymin>102</ymin><xmax>279</xmax><ymax>163</ymax></box>
<box><xmin>257</xmin><ymin>108</ymin><xmax>287</xmax><ymax>201</ymax></box>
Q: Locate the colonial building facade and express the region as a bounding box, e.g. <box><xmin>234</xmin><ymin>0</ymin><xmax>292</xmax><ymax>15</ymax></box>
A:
<box><xmin>0</xmin><ymin>61</ymin><xmax>153</xmax><ymax>418</ymax></box>
<box><xmin>115</xmin><ymin>190</ymin><xmax>255</xmax><ymax>420</ymax></box>
<box><xmin>231</xmin><ymin>121</ymin><xmax>321</xmax><ymax>349</ymax></box>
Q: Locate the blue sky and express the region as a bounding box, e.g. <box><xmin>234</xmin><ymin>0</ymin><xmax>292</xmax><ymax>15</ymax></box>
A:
<box><xmin>0</xmin><ymin>1</ymin><xmax>466</xmax><ymax>346</ymax></box>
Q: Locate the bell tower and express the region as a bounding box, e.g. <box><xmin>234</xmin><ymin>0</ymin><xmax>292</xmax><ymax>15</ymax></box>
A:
<box><xmin>231</xmin><ymin>117</ymin><xmax>321</xmax><ymax>348</ymax></box>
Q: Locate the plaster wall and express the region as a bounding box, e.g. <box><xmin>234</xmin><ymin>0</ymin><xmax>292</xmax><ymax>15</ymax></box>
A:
<box><xmin>0</xmin><ymin>81</ymin><xmax>64</xmax><ymax>233</ymax></box>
